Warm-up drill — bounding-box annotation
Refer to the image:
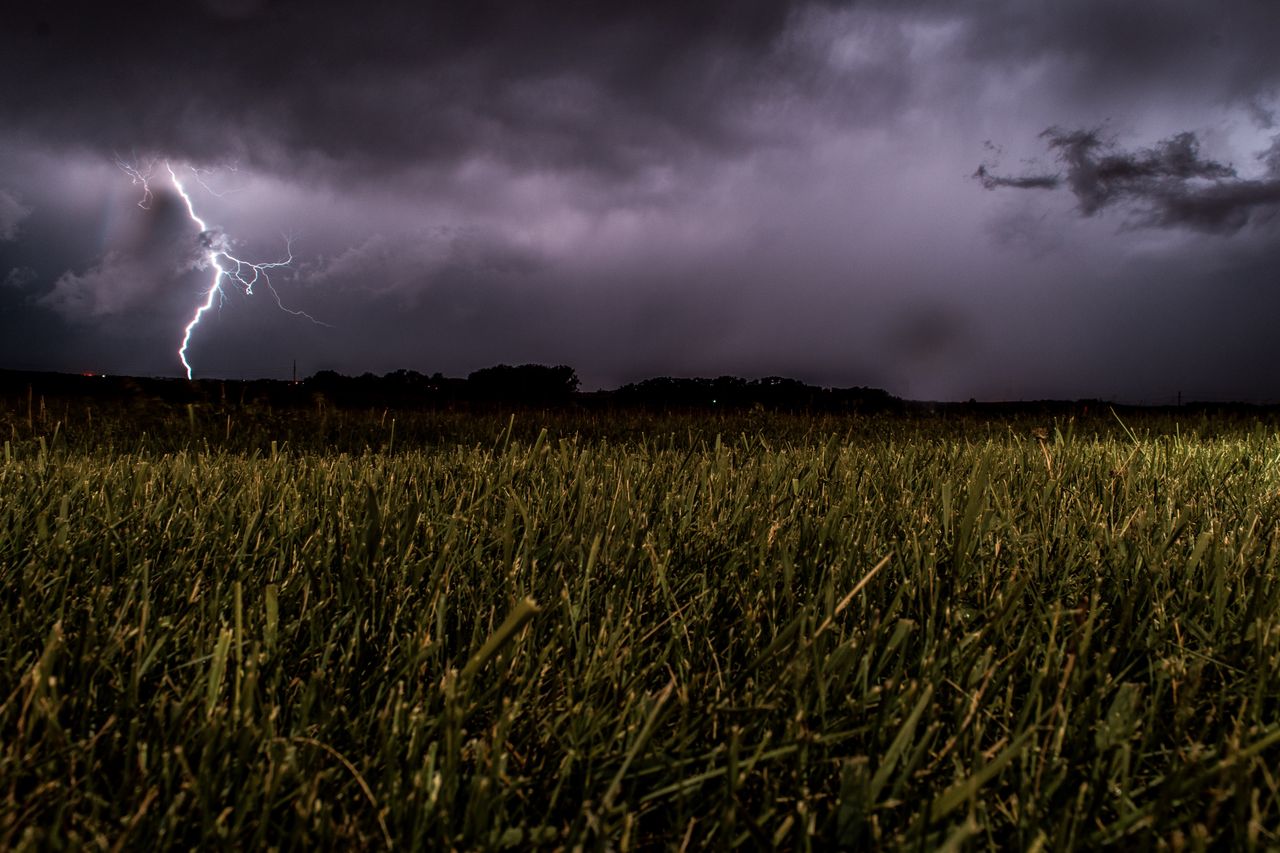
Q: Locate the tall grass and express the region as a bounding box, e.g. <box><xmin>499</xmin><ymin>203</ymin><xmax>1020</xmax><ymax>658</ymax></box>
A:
<box><xmin>2</xmin><ymin>409</ymin><xmax>1279</xmax><ymax>847</ymax></box>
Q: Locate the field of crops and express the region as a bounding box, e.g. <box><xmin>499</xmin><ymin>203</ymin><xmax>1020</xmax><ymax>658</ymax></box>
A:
<box><xmin>3</xmin><ymin>402</ymin><xmax>1280</xmax><ymax>848</ymax></box>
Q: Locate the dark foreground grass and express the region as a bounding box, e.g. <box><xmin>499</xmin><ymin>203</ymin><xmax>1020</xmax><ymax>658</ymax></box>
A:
<box><xmin>2</xmin><ymin>407</ymin><xmax>1280</xmax><ymax>848</ymax></box>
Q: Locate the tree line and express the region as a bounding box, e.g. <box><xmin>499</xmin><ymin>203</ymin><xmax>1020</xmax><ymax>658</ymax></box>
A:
<box><xmin>0</xmin><ymin>364</ymin><xmax>902</xmax><ymax>412</ymax></box>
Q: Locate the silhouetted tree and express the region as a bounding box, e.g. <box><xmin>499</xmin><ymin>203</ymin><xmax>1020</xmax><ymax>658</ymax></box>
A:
<box><xmin>466</xmin><ymin>364</ymin><xmax>580</xmax><ymax>404</ymax></box>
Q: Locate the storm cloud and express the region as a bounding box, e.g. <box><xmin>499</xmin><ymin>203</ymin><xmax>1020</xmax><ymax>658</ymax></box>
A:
<box><xmin>1</xmin><ymin>1</ymin><xmax>840</xmax><ymax>183</ymax></box>
<box><xmin>4</xmin><ymin>1</ymin><xmax>1280</xmax><ymax>399</ymax></box>
<box><xmin>977</xmin><ymin>127</ymin><xmax>1280</xmax><ymax>233</ymax></box>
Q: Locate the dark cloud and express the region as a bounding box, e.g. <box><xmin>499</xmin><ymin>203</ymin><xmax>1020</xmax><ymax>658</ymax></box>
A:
<box><xmin>946</xmin><ymin>0</ymin><xmax>1280</xmax><ymax>107</ymax></box>
<box><xmin>880</xmin><ymin>303</ymin><xmax>969</xmax><ymax>366</ymax></box>
<box><xmin>0</xmin><ymin>0</ymin><xmax>843</xmax><ymax>185</ymax></box>
<box><xmin>977</xmin><ymin>127</ymin><xmax>1280</xmax><ymax>233</ymax></box>
<box><xmin>973</xmin><ymin>167</ymin><xmax>1058</xmax><ymax>191</ymax></box>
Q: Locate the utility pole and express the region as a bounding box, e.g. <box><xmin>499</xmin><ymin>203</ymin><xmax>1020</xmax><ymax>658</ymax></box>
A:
<box><xmin>292</xmin><ymin>359</ymin><xmax>297</xmax><ymax>385</ymax></box>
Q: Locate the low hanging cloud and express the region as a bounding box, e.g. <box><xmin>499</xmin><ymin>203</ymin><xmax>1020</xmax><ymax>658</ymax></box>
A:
<box><xmin>0</xmin><ymin>189</ymin><xmax>31</xmax><ymax>240</ymax></box>
<box><xmin>42</xmin><ymin>251</ymin><xmax>176</xmax><ymax>319</ymax></box>
<box><xmin>41</xmin><ymin>187</ymin><xmax>212</xmax><ymax>321</ymax></box>
<box><xmin>976</xmin><ymin>127</ymin><xmax>1280</xmax><ymax>233</ymax></box>
<box><xmin>303</xmin><ymin>227</ymin><xmax>544</xmax><ymax>298</ymax></box>
<box><xmin>4</xmin><ymin>266</ymin><xmax>37</xmax><ymax>289</ymax></box>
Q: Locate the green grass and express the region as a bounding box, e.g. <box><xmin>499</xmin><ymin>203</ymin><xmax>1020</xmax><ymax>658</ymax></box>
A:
<box><xmin>2</xmin><ymin>405</ymin><xmax>1280</xmax><ymax>848</ymax></box>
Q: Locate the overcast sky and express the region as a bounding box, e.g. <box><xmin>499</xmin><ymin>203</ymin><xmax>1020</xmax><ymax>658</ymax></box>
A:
<box><xmin>3</xmin><ymin>0</ymin><xmax>1280</xmax><ymax>400</ymax></box>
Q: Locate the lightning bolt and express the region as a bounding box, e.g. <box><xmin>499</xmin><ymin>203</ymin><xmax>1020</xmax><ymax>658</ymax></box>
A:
<box><xmin>118</xmin><ymin>157</ymin><xmax>325</xmax><ymax>379</ymax></box>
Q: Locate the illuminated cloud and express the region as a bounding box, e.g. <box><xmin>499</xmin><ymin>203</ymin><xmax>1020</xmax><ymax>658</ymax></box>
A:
<box><xmin>0</xmin><ymin>189</ymin><xmax>30</xmax><ymax>241</ymax></box>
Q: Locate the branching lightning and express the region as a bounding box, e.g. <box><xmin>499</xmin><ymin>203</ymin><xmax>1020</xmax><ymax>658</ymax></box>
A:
<box><xmin>118</xmin><ymin>157</ymin><xmax>325</xmax><ymax>379</ymax></box>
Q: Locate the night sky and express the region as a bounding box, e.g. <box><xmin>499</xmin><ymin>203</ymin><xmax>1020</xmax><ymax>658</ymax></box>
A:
<box><xmin>4</xmin><ymin>1</ymin><xmax>1280</xmax><ymax>401</ymax></box>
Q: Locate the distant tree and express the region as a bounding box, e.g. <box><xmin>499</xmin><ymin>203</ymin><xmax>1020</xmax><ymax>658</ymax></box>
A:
<box><xmin>309</xmin><ymin>370</ymin><xmax>344</xmax><ymax>386</ymax></box>
<box><xmin>751</xmin><ymin>376</ymin><xmax>815</xmax><ymax>410</ymax></box>
<box><xmin>466</xmin><ymin>364</ymin><xmax>580</xmax><ymax>404</ymax></box>
<box><xmin>383</xmin><ymin>369</ymin><xmax>426</xmax><ymax>385</ymax></box>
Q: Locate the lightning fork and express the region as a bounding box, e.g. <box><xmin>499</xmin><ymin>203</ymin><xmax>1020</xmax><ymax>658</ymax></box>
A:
<box><xmin>118</xmin><ymin>158</ymin><xmax>325</xmax><ymax>378</ymax></box>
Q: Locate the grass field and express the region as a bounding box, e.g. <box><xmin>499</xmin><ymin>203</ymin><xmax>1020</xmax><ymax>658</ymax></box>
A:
<box><xmin>3</xmin><ymin>401</ymin><xmax>1280</xmax><ymax>848</ymax></box>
